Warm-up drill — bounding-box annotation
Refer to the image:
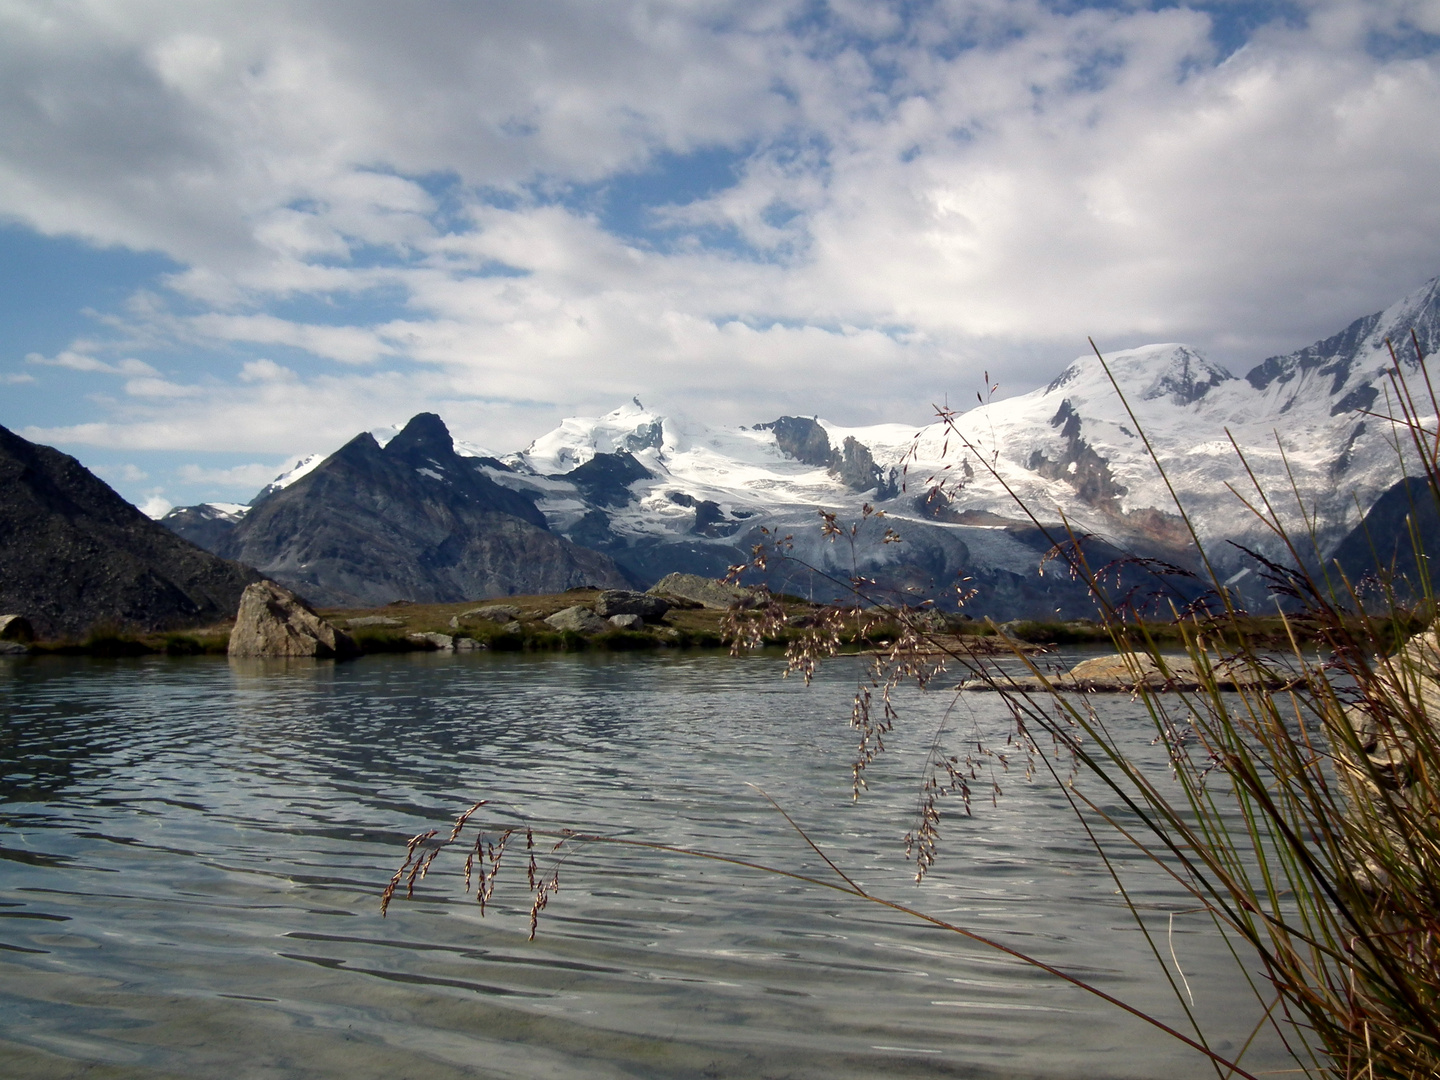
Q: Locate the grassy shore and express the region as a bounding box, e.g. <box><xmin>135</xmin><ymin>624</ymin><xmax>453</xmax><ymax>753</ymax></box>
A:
<box><xmin>9</xmin><ymin>586</ymin><xmax>1369</xmax><ymax>658</ymax></box>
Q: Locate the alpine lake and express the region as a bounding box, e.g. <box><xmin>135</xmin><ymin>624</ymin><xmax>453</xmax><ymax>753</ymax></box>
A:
<box><xmin>0</xmin><ymin>648</ymin><xmax>1295</xmax><ymax>1079</ymax></box>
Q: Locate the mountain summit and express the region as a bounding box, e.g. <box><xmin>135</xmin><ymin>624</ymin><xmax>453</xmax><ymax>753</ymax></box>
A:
<box><xmin>209</xmin><ymin>413</ymin><xmax>627</xmax><ymax>607</ymax></box>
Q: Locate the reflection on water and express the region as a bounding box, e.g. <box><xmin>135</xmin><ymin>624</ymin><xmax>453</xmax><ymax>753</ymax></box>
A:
<box><xmin>0</xmin><ymin>651</ymin><xmax>1290</xmax><ymax>1079</ymax></box>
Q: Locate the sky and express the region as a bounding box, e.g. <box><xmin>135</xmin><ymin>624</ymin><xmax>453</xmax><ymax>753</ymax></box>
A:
<box><xmin>1</xmin><ymin>0</ymin><xmax>1439</xmax><ymax>515</ymax></box>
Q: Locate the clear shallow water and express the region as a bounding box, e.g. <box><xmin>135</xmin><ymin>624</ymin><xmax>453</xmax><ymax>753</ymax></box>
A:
<box><xmin>0</xmin><ymin>651</ymin><xmax>1290</xmax><ymax>1080</ymax></box>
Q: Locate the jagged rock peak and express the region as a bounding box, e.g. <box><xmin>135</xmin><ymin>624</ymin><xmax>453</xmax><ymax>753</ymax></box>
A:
<box><xmin>1245</xmin><ymin>275</ymin><xmax>1440</xmax><ymax>393</ymax></box>
<box><xmin>758</xmin><ymin>416</ymin><xmax>832</xmax><ymax>467</ymax></box>
<box><xmin>1139</xmin><ymin>346</ymin><xmax>1235</xmax><ymax>405</ymax></box>
<box><xmin>385</xmin><ymin>412</ymin><xmax>454</xmax><ymax>457</ymax></box>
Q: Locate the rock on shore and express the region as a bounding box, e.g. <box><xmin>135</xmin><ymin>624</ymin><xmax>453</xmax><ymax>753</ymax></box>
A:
<box><xmin>646</xmin><ymin>573</ymin><xmax>751</xmax><ymax>610</ymax></box>
<box><xmin>960</xmin><ymin>651</ymin><xmax>1283</xmax><ymax>692</ymax></box>
<box><xmin>228</xmin><ymin>581</ymin><xmax>358</xmax><ymax>659</ymax></box>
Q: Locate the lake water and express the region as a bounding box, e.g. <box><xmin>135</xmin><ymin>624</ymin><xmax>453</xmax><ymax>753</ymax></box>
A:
<box><xmin>0</xmin><ymin>650</ymin><xmax>1292</xmax><ymax>1079</ymax></box>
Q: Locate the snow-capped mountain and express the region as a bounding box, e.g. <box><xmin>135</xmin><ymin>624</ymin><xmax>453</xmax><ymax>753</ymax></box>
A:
<box><xmin>163</xmin><ymin>276</ymin><xmax>1440</xmax><ymax>615</ymax></box>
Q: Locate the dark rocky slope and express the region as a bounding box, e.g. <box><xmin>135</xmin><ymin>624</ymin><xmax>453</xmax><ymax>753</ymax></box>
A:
<box><xmin>218</xmin><ymin>413</ymin><xmax>629</xmax><ymax>607</ymax></box>
<box><xmin>0</xmin><ymin>424</ymin><xmax>260</xmax><ymax>638</ymax></box>
<box><xmin>1328</xmin><ymin>475</ymin><xmax>1440</xmax><ymax>599</ymax></box>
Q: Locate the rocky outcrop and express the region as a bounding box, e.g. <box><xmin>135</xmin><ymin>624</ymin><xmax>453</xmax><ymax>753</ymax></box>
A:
<box><xmin>562</xmin><ymin>451</ymin><xmax>652</xmax><ymax>507</ymax></box>
<box><xmin>228</xmin><ymin>581</ymin><xmax>358</xmax><ymax>659</ymax></box>
<box><xmin>0</xmin><ymin>424</ymin><xmax>260</xmax><ymax>639</ymax></box>
<box><xmin>609</xmin><ymin>614</ymin><xmax>644</xmax><ymax>630</ymax></box>
<box><xmin>961</xmin><ymin>651</ymin><xmax>1283</xmax><ymax>692</ymax></box>
<box><xmin>758</xmin><ymin>416</ymin><xmax>833</xmax><ymax>467</ymax></box>
<box><xmin>756</xmin><ymin>417</ymin><xmax>895</xmax><ymax>495</ymax></box>
<box><xmin>647</xmin><ymin>573</ymin><xmax>752</xmax><ymax>609</ymax></box>
<box><xmin>593</xmin><ymin>590</ymin><xmax>670</xmax><ymax>620</ymax></box>
<box><xmin>544</xmin><ymin>606</ymin><xmax>608</xmax><ymax>633</ymax></box>
<box><xmin>458</xmin><ymin>604</ymin><xmax>521</xmax><ymax>623</ymax></box>
<box><xmin>215</xmin><ymin>413</ymin><xmax>629</xmax><ymax>607</ymax></box>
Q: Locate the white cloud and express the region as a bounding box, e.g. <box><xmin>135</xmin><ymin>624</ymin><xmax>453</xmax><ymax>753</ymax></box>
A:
<box><xmin>3</xmin><ymin>0</ymin><xmax>1440</xmax><ymax>473</ymax></box>
<box><xmin>27</xmin><ymin>350</ymin><xmax>160</xmax><ymax>376</ymax></box>
<box><xmin>189</xmin><ymin>313</ymin><xmax>393</xmax><ymax>364</ymax></box>
<box><xmin>2</xmin><ymin>372</ymin><xmax>36</xmax><ymax>384</ymax></box>
<box><xmin>138</xmin><ymin>493</ymin><xmax>172</xmax><ymax>519</ymax></box>
<box><xmin>238</xmin><ymin>358</ymin><xmax>297</xmax><ymax>382</ymax></box>
<box><xmin>176</xmin><ymin>460</ymin><xmax>288</xmax><ymax>488</ymax></box>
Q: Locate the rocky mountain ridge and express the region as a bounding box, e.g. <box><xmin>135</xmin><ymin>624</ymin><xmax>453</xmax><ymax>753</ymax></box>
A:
<box><xmin>0</xmin><ymin>423</ymin><xmax>259</xmax><ymax>638</ymax></box>
<box><xmin>163</xmin><ymin>276</ymin><xmax>1440</xmax><ymax>616</ymax></box>
<box><xmin>201</xmin><ymin>412</ymin><xmax>629</xmax><ymax>608</ymax></box>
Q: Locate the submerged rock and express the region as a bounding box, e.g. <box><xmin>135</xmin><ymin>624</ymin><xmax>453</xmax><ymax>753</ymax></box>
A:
<box><xmin>228</xmin><ymin>581</ymin><xmax>358</xmax><ymax>659</ymax></box>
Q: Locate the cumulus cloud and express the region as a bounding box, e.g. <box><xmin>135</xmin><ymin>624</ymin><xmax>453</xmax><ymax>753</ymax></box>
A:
<box><xmin>176</xmin><ymin>460</ymin><xmax>290</xmax><ymax>488</ymax></box>
<box><xmin>2</xmin><ymin>0</ymin><xmax>1439</xmax><ymax>470</ymax></box>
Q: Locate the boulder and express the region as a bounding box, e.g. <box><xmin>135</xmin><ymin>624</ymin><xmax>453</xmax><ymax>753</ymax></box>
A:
<box><xmin>228</xmin><ymin>581</ymin><xmax>358</xmax><ymax>659</ymax></box>
<box><xmin>646</xmin><ymin>573</ymin><xmax>751</xmax><ymax>610</ymax></box>
<box><xmin>960</xmin><ymin>651</ymin><xmax>1280</xmax><ymax>693</ymax></box>
<box><xmin>593</xmin><ymin>590</ymin><xmax>670</xmax><ymax>620</ymax></box>
<box><xmin>608</xmin><ymin>613</ymin><xmax>644</xmax><ymax>630</ymax></box>
<box><xmin>544</xmin><ymin>606</ymin><xmax>608</xmax><ymax>634</ymax></box>
<box><xmin>0</xmin><ymin>615</ymin><xmax>34</xmax><ymax>643</ymax></box>
<box><xmin>460</xmin><ymin>604</ymin><xmax>522</xmax><ymax>623</ymax></box>
<box><xmin>454</xmin><ymin>636</ymin><xmax>485</xmax><ymax>651</ymax></box>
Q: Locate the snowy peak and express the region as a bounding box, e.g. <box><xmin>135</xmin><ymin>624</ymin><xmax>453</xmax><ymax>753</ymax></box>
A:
<box><xmin>1137</xmin><ymin>346</ymin><xmax>1235</xmax><ymax>405</ymax></box>
<box><xmin>1044</xmin><ymin>344</ymin><xmax>1233</xmax><ymax>410</ymax></box>
<box><xmin>519</xmin><ymin>399</ymin><xmax>669</xmax><ymax>474</ymax></box>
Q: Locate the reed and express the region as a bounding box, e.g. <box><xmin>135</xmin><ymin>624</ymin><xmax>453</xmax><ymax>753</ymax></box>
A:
<box><xmin>383</xmin><ymin>338</ymin><xmax>1439</xmax><ymax>1079</ymax></box>
<box><xmin>785</xmin><ymin>336</ymin><xmax>1440</xmax><ymax>1078</ymax></box>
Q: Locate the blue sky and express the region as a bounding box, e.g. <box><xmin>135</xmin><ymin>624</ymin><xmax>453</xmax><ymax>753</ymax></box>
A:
<box><xmin>1</xmin><ymin>0</ymin><xmax>1438</xmax><ymax>514</ymax></box>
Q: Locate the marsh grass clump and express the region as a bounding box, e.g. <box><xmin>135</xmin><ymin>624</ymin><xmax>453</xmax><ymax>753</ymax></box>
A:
<box><xmin>832</xmin><ymin>339</ymin><xmax>1440</xmax><ymax>1078</ymax></box>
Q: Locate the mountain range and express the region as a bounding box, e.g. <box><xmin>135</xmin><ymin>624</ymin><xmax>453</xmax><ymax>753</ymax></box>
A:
<box><xmin>159</xmin><ymin>276</ymin><xmax>1440</xmax><ymax>617</ymax></box>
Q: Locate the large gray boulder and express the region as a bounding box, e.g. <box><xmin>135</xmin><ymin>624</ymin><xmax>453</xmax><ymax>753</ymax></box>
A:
<box><xmin>544</xmin><ymin>606</ymin><xmax>608</xmax><ymax>634</ymax></box>
<box><xmin>461</xmin><ymin>604</ymin><xmax>522</xmax><ymax>623</ymax></box>
<box><xmin>228</xmin><ymin>581</ymin><xmax>358</xmax><ymax>659</ymax></box>
<box><xmin>646</xmin><ymin>573</ymin><xmax>751</xmax><ymax>610</ymax></box>
<box><xmin>593</xmin><ymin>590</ymin><xmax>670</xmax><ymax>620</ymax></box>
